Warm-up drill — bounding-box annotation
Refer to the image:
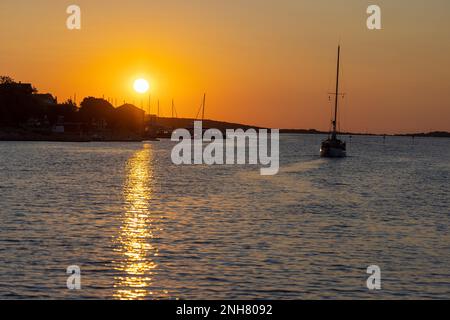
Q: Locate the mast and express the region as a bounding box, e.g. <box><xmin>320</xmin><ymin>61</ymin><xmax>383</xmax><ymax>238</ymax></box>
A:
<box><xmin>201</xmin><ymin>93</ymin><xmax>206</xmax><ymax>121</ymax></box>
<box><xmin>171</xmin><ymin>99</ymin><xmax>174</xmax><ymax>118</ymax></box>
<box><xmin>332</xmin><ymin>45</ymin><xmax>340</xmax><ymax>140</ymax></box>
<box><xmin>148</xmin><ymin>94</ymin><xmax>151</xmax><ymax>115</ymax></box>
<box><xmin>173</xmin><ymin>99</ymin><xmax>178</xmax><ymax>118</ymax></box>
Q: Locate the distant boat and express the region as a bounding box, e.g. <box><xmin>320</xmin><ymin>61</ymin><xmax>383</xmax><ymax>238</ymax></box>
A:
<box><xmin>188</xmin><ymin>93</ymin><xmax>207</xmax><ymax>139</ymax></box>
<box><xmin>320</xmin><ymin>45</ymin><xmax>346</xmax><ymax>158</ymax></box>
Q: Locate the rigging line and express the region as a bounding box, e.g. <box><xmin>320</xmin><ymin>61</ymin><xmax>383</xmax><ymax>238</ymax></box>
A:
<box><xmin>329</xmin><ymin>97</ymin><xmax>333</xmax><ymax>135</ymax></box>
<box><xmin>338</xmin><ymin>93</ymin><xmax>344</xmax><ymax>133</ymax></box>
<box><xmin>338</xmin><ymin>94</ymin><xmax>342</xmax><ymax>133</ymax></box>
<box><xmin>195</xmin><ymin>102</ymin><xmax>202</xmax><ymax>120</ymax></box>
<box><xmin>327</xmin><ymin>61</ymin><xmax>333</xmax><ymax>96</ymax></box>
<box><xmin>340</xmin><ymin>58</ymin><xmax>347</xmax><ymax>100</ymax></box>
<box><xmin>340</xmin><ymin>89</ymin><xmax>349</xmax><ymax>133</ymax></box>
<box><xmin>337</xmin><ymin>48</ymin><xmax>345</xmax><ymax>133</ymax></box>
<box><xmin>326</xmin><ymin>44</ymin><xmax>337</xmax><ymax>96</ymax></box>
<box><xmin>343</xmin><ymin>91</ymin><xmax>349</xmax><ymax>133</ymax></box>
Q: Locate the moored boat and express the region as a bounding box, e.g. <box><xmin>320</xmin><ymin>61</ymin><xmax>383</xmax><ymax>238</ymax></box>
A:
<box><xmin>321</xmin><ymin>45</ymin><xmax>347</xmax><ymax>158</ymax></box>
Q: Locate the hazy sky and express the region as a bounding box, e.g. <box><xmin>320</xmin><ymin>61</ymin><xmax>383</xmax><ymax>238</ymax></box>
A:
<box><xmin>1</xmin><ymin>0</ymin><xmax>449</xmax><ymax>133</ymax></box>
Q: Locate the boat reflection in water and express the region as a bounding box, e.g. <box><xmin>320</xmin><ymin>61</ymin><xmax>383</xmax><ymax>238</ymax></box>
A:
<box><xmin>113</xmin><ymin>144</ymin><xmax>163</xmax><ymax>299</ymax></box>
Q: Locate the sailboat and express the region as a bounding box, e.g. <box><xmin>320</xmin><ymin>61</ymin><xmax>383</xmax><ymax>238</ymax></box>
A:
<box><xmin>320</xmin><ymin>45</ymin><xmax>347</xmax><ymax>158</ymax></box>
<box><xmin>187</xmin><ymin>93</ymin><xmax>207</xmax><ymax>139</ymax></box>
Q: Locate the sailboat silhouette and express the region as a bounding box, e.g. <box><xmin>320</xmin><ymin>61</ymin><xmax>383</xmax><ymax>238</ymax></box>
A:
<box><xmin>320</xmin><ymin>45</ymin><xmax>347</xmax><ymax>158</ymax></box>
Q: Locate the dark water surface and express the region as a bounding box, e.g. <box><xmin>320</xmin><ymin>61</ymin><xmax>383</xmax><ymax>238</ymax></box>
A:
<box><xmin>0</xmin><ymin>135</ymin><xmax>449</xmax><ymax>299</ymax></box>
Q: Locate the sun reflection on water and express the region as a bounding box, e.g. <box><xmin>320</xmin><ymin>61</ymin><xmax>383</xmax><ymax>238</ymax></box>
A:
<box><xmin>113</xmin><ymin>144</ymin><xmax>162</xmax><ymax>300</ymax></box>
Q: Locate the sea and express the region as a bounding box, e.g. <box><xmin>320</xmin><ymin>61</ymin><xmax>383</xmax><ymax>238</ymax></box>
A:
<box><xmin>0</xmin><ymin>134</ymin><xmax>449</xmax><ymax>299</ymax></box>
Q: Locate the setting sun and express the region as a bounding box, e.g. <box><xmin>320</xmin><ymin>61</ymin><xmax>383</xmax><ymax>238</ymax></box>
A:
<box><xmin>133</xmin><ymin>79</ymin><xmax>149</xmax><ymax>94</ymax></box>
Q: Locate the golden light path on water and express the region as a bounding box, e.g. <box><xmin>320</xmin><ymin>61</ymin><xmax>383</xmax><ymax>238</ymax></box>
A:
<box><xmin>113</xmin><ymin>144</ymin><xmax>164</xmax><ymax>300</ymax></box>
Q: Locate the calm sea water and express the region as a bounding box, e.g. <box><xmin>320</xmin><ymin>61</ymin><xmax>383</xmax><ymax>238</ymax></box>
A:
<box><xmin>0</xmin><ymin>135</ymin><xmax>449</xmax><ymax>299</ymax></box>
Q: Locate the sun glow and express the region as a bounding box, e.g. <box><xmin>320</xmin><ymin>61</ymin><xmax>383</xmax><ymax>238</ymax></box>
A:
<box><xmin>133</xmin><ymin>78</ymin><xmax>149</xmax><ymax>94</ymax></box>
<box><xmin>113</xmin><ymin>145</ymin><xmax>169</xmax><ymax>300</ymax></box>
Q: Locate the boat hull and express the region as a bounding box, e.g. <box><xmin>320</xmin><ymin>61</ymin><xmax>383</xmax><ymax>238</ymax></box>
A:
<box><xmin>320</xmin><ymin>146</ymin><xmax>346</xmax><ymax>158</ymax></box>
<box><xmin>320</xmin><ymin>138</ymin><xmax>346</xmax><ymax>158</ymax></box>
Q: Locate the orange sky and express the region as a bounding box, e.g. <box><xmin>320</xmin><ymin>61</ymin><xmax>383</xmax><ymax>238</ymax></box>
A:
<box><xmin>1</xmin><ymin>0</ymin><xmax>449</xmax><ymax>134</ymax></box>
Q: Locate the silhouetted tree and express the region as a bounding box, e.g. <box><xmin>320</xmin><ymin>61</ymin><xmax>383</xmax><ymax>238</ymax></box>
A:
<box><xmin>0</xmin><ymin>76</ymin><xmax>14</xmax><ymax>84</ymax></box>
<box><xmin>0</xmin><ymin>78</ymin><xmax>37</xmax><ymax>125</ymax></box>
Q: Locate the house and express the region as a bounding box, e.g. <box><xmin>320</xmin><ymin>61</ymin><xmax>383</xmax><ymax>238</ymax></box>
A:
<box><xmin>0</xmin><ymin>82</ymin><xmax>33</xmax><ymax>95</ymax></box>
<box><xmin>115</xmin><ymin>104</ymin><xmax>144</xmax><ymax>133</ymax></box>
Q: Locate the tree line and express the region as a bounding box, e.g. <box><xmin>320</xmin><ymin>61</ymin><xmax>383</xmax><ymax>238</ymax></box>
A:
<box><xmin>0</xmin><ymin>76</ymin><xmax>144</xmax><ymax>134</ymax></box>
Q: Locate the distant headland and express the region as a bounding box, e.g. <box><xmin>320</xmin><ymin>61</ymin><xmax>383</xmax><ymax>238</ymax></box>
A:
<box><xmin>279</xmin><ymin>129</ymin><xmax>450</xmax><ymax>138</ymax></box>
<box><xmin>0</xmin><ymin>76</ymin><xmax>448</xmax><ymax>142</ymax></box>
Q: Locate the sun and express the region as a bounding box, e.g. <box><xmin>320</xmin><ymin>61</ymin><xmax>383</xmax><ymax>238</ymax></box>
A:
<box><xmin>133</xmin><ymin>78</ymin><xmax>149</xmax><ymax>94</ymax></box>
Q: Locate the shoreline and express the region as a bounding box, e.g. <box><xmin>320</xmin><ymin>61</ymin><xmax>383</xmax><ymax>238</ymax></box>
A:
<box><xmin>1</xmin><ymin>131</ymin><xmax>448</xmax><ymax>142</ymax></box>
<box><xmin>1</xmin><ymin>119</ymin><xmax>449</xmax><ymax>142</ymax></box>
<box><xmin>0</xmin><ymin>130</ymin><xmax>151</xmax><ymax>142</ymax></box>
